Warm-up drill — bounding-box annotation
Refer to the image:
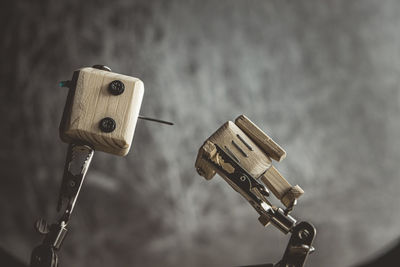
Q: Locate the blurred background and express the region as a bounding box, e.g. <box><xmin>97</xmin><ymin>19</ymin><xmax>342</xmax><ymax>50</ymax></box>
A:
<box><xmin>1</xmin><ymin>0</ymin><xmax>400</xmax><ymax>266</ymax></box>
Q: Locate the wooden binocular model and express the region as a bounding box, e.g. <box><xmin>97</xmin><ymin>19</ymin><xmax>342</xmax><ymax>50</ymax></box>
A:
<box><xmin>195</xmin><ymin>115</ymin><xmax>304</xmax><ymax>211</ymax></box>
<box><xmin>59</xmin><ymin>66</ymin><xmax>144</xmax><ymax>156</ymax></box>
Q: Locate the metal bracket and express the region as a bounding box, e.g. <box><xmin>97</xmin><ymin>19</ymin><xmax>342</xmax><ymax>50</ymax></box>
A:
<box><xmin>276</xmin><ymin>222</ymin><xmax>316</xmax><ymax>267</ymax></box>
<box><xmin>57</xmin><ymin>143</ymin><xmax>94</xmax><ymax>222</ymax></box>
<box><xmin>205</xmin><ymin>144</ymin><xmax>297</xmax><ymax>234</ymax></box>
<box><xmin>206</xmin><ymin>144</ymin><xmax>271</xmax><ymax>212</ymax></box>
<box><xmin>203</xmin><ymin>144</ymin><xmax>316</xmax><ymax>267</ymax></box>
<box><xmin>240</xmin><ymin>222</ymin><xmax>315</xmax><ymax>267</ymax></box>
<box><xmin>30</xmin><ymin>143</ymin><xmax>94</xmax><ymax>267</ymax></box>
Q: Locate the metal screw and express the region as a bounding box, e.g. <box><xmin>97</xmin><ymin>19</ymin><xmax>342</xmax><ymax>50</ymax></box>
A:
<box><xmin>108</xmin><ymin>80</ymin><xmax>125</xmax><ymax>95</ymax></box>
<box><xmin>99</xmin><ymin>117</ymin><xmax>116</xmax><ymax>133</ymax></box>
<box><xmin>298</xmin><ymin>229</ymin><xmax>310</xmax><ymax>240</ymax></box>
<box><xmin>240</xmin><ymin>175</ymin><xmax>246</xmax><ymax>181</ymax></box>
<box><xmin>92</xmin><ymin>64</ymin><xmax>112</xmax><ymax>72</ymax></box>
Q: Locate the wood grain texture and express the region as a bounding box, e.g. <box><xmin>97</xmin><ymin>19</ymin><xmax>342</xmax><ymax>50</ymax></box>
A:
<box><xmin>195</xmin><ymin>140</ymin><xmax>217</xmax><ymax>180</ymax></box>
<box><xmin>60</xmin><ymin>67</ymin><xmax>144</xmax><ymax>156</ymax></box>
<box><xmin>196</xmin><ymin>121</ymin><xmax>272</xmax><ymax>180</ymax></box>
<box><xmin>195</xmin><ymin>140</ymin><xmax>238</xmax><ymax>179</ymax></box>
<box><xmin>260</xmin><ymin>166</ymin><xmax>291</xmax><ymax>199</ymax></box>
<box><xmin>281</xmin><ymin>185</ymin><xmax>304</xmax><ymax>208</ymax></box>
<box><xmin>261</xmin><ymin>166</ymin><xmax>303</xmax><ymax>207</ymax></box>
<box><xmin>235</xmin><ymin>115</ymin><xmax>286</xmax><ymax>162</ymax></box>
<box><xmin>207</xmin><ymin>121</ymin><xmax>272</xmax><ymax>179</ymax></box>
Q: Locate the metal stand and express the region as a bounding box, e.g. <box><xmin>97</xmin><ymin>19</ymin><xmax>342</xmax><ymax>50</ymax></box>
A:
<box><xmin>243</xmin><ymin>221</ymin><xmax>315</xmax><ymax>267</ymax></box>
<box><xmin>205</xmin><ymin>144</ymin><xmax>316</xmax><ymax>267</ymax></box>
<box><xmin>30</xmin><ymin>144</ymin><xmax>94</xmax><ymax>267</ymax></box>
<box><xmin>276</xmin><ymin>221</ymin><xmax>316</xmax><ymax>267</ymax></box>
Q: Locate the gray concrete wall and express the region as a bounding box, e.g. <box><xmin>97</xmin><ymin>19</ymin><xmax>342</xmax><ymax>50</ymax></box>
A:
<box><xmin>1</xmin><ymin>0</ymin><xmax>399</xmax><ymax>266</ymax></box>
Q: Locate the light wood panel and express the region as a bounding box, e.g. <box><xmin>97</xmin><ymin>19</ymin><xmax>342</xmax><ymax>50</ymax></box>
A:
<box><xmin>261</xmin><ymin>166</ymin><xmax>304</xmax><ymax>208</ymax></box>
<box><xmin>260</xmin><ymin>166</ymin><xmax>291</xmax><ymax>199</ymax></box>
<box><xmin>235</xmin><ymin>115</ymin><xmax>286</xmax><ymax>162</ymax></box>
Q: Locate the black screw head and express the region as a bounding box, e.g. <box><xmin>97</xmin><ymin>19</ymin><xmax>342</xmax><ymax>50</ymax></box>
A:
<box><xmin>99</xmin><ymin>117</ymin><xmax>116</xmax><ymax>133</ymax></box>
<box><xmin>108</xmin><ymin>80</ymin><xmax>125</xmax><ymax>95</ymax></box>
<box><xmin>298</xmin><ymin>229</ymin><xmax>311</xmax><ymax>240</ymax></box>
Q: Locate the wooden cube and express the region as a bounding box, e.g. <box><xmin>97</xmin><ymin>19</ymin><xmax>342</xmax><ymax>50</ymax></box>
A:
<box><xmin>59</xmin><ymin>67</ymin><xmax>144</xmax><ymax>156</ymax></box>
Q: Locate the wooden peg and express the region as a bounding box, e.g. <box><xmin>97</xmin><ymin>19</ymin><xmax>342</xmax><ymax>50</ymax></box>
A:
<box><xmin>281</xmin><ymin>185</ymin><xmax>304</xmax><ymax>208</ymax></box>
<box><xmin>261</xmin><ymin>166</ymin><xmax>303</xmax><ymax>208</ymax></box>
<box><xmin>59</xmin><ymin>67</ymin><xmax>144</xmax><ymax>156</ymax></box>
<box><xmin>235</xmin><ymin>115</ymin><xmax>286</xmax><ymax>162</ymax></box>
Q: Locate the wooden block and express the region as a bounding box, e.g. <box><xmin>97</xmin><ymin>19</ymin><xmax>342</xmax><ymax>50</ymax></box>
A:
<box><xmin>260</xmin><ymin>166</ymin><xmax>291</xmax><ymax>200</ymax></box>
<box><xmin>235</xmin><ymin>115</ymin><xmax>286</xmax><ymax>162</ymax></box>
<box><xmin>196</xmin><ymin>139</ymin><xmax>242</xmax><ymax>181</ymax></box>
<box><xmin>260</xmin><ymin>166</ymin><xmax>303</xmax><ymax>207</ymax></box>
<box><xmin>204</xmin><ymin>121</ymin><xmax>272</xmax><ymax>179</ymax></box>
<box><xmin>281</xmin><ymin>185</ymin><xmax>304</xmax><ymax>208</ymax></box>
<box><xmin>195</xmin><ymin>141</ymin><xmax>217</xmax><ymax>180</ymax></box>
<box><xmin>59</xmin><ymin>67</ymin><xmax>144</xmax><ymax>156</ymax></box>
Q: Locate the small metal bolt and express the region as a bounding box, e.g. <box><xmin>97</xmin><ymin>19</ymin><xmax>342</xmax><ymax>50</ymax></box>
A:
<box><xmin>92</xmin><ymin>64</ymin><xmax>112</xmax><ymax>72</ymax></box>
<box><xmin>108</xmin><ymin>80</ymin><xmax>125</xmax><ymax>95</ymax></box>
<box><xmin>298</xmin><ymin>229</ymin><xmax>310</xmax><ymax>240</ymax></box>
<box><xmin>99</xmin><ymin>117</ymin><xmax>116</xmax><ymax>133</ymax></box>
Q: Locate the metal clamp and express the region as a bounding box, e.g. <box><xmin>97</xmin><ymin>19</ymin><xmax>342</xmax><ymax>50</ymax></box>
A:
<box><xmin>205</xmin><ymin>144</ymin><xmax>298</xmax><ymax>234</ymax></box>
<box><xmin>276</xmin><ymin>222</ymin><xmax>316</xmax><ymax>267</ymax></box>
<box><xmin>203</xmin><ymin>144</ymin><xmax>316</xmax><ymax>267</ymax></box>
<box><xmin>57</xmin><ymin>144</ymin><xmax>94</xmax><ymax>222</ymax></box>
<box><xmin>240</xmin><ymin>222</ymin><xmax>316</xmax><ymax>267</ymax></box>
<box><xmin>30</xmin><ymin>144</ymin><xmax>94</xmax><ymax>267</ymax></box>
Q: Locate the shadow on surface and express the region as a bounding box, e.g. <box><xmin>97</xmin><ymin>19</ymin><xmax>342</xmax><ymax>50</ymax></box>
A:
<box><xmin>356</xmin><ymin>239</ymin><xmax>399</xmax><ymax>267</ymax></box>
<box><xmin>0</xmin><ymin>247</ymin><xmax>26</xmax><ymax>267</ymax></box>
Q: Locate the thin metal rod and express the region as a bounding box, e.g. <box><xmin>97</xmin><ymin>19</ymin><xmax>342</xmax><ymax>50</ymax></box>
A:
<box><xmin>138</xmin><ymin>116</ymin><xmax>174</xmax><ymax>125</ymax></box>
